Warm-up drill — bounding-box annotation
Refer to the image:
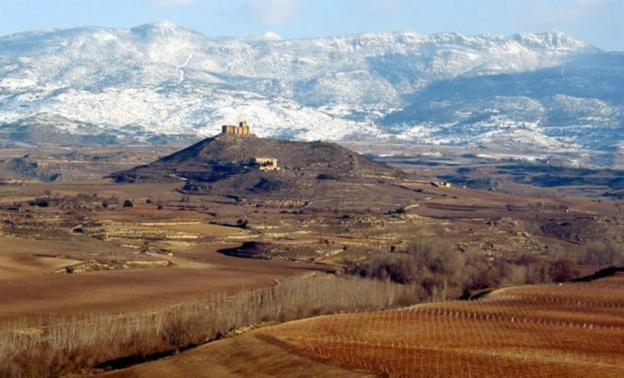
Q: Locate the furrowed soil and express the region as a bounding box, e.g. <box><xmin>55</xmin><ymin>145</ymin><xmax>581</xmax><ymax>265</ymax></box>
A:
<box><xmin>259</xmin><ymin>273</ymin><xmax>624</xmax><ymax>377</ymax></box>
<box><xmin>109</xmin><ymin>274</ymin><xmax>624</xmax><ymax>377</ymax></box>
<box><xmin>100</xmin><ymin>333</ymin><xmax>370</xmax><ymax>378</ymax></box>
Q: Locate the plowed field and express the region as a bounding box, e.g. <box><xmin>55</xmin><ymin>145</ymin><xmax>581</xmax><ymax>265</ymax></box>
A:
<box><xmin>260</xmin><ymin>274</ymin><xmax>624</xmax><ymax>377</ymax></box>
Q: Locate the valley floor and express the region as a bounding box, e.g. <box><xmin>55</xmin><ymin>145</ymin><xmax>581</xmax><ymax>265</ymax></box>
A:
<box><xmin>0</xmin><ymin>149</ymin><xmax>623</xmax><ymax>376</ymax></box>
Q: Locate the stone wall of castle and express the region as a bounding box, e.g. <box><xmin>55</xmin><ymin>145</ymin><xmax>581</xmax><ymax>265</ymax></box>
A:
<box><xmin>222</xmin><ymin>121</ymin><xmax>250</xmax><ymax>136</ymax></box>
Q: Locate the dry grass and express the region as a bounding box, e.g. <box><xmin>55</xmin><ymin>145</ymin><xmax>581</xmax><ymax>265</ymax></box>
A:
<box><xmin>0</xmin><ymin>274</ymin><xmax>418</xmax><ymax>377</ymax></box>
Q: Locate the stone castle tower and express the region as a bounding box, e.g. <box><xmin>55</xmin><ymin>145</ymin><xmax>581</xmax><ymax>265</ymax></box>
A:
<box><xmin>222</xmin><ymin>121</ymin><xmax>251</xmax><ymax>136</ymax></box>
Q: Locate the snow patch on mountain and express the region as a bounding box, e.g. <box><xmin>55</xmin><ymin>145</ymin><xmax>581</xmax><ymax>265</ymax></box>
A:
<box><xmin>0</xmin><ymin>22</ymin><xmax>622</xmax><ymax>166</ymax></box>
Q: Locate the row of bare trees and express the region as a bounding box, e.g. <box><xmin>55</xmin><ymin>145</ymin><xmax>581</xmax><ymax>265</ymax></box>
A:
<box><xmin>0</xmin><ymin>274</ymin><xmax>419</xmax><ymax>377</ymax></box>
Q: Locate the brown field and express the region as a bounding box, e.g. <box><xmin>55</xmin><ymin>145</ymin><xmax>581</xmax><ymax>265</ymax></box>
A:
<box><xmin>0</xmin><ymin>239</ymin><xmax>327</xmax><ymax>325</ymax></box>
<box><xmin>101</xmin><ymin>333</ymin><xmax>370</xmax><ymax>378</ymax></box>
<box><xmin>0</xmin><ymin>238</ymin><xmax>82</xmax><ymax>280</ymax></box>
<box><xmin>1</xmin><ymin>275</ymin><xmax>416</xmax><ymax>376</ymax></box>
<box><xmin>252</xmin><ymin>273</ymin><xmax>624</xmax><ymax>377</ymax></box>
<box><xmin>0</xmin><ymin>145</ymin><xmax>623</xmax><ymax>377</ymax></box>
<box><xmin>0</xmin><ymin>180</ymin><xmax>332</xmax><ymax>326</ymax></box>
<box><xmin>0</xmin><ymin>176</ymin><xmax>621</xmax><ymax>328</ymax></box>
<box><xmin>103</xmin><ymin>275</ymin><xmax>624</xmax><ymax>378</ymax></box>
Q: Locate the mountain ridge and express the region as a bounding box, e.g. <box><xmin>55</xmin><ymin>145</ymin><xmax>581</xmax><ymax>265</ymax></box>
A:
<box><xmin>0</xmin><ymin>22</ymin><xmax>622</xmax><ymax>167</ymax></box>
<box><xmin>0</xmin><ymin>22</ymin><xmax>593</xmax><ymax>49</ymax></box>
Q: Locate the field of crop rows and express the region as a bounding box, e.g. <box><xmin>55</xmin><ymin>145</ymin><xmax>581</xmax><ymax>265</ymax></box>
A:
<box><xmin>262</xmin><ymin>274</ymin><xmax>624</xmax><ymax>377</ymax></box>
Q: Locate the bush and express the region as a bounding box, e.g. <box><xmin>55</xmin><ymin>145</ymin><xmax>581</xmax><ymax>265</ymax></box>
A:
<box><xmin>30</xmin><ymin>198</ymin><xmax>50</xmax><ymax>208</ymax></box>
<box><xmin>316</xmin><ymin>174</ymin><xmax>336</xmax><ymax>180</ymax></box>
<box><xmin>407</xmin><ymin>239</ymin><xmax>465</xmax><ymax>276</ymax></box>
<box><xmin>122</xmin><ymin>200</ymin><xmax>134</xmax><ymax>208</ymax></box>
<box><xmin>581</xmin><ymin>241</ymin><xmax>624</xmax><ymax>266</ymax></box>
<box><xmin>346</xmin><ymin>239</ymin><xmax>469</xmax><ymax>299</ymax></box>
<box><xmin>348</xmin><ymin>254</ymin><xmax>416</xmax><ymax>284</ymax></box>
<box><xmin>547</xmin><ymin>259</ymin><xmax>579</xmax><ymax>282</ymax></box>
<box><xmin>346</xmin><ymin>237</ymin><xmax>585</xmax><ymax>299</ymax></box>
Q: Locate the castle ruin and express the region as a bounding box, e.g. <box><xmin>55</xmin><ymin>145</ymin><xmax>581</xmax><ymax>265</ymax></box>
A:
<box><xmin>222</xmin><ymin>121</ymin><xmax>251</xmax><ymax>136</ymax></box>
<box><xmin>255</xmin><ymin>157</ymin><xmax>279</xmax><ymax>171</ymax></box>
<box><xmin>220</xmin><ymin>121</ymin><xmax>279</xmax><ymax>171</ymax></box>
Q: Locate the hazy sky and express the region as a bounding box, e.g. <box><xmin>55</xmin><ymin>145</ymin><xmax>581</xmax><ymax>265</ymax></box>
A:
<box><xmin>1</xmin><ymin>0</ymin><xmax>623</xmax><ymax>50</ymax></box>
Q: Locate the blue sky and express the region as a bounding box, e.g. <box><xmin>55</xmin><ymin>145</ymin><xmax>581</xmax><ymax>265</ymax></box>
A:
<box><xmin>1</xmin><ymin>0</ymin><xmax>623</xmax><ymax>50</ymax></box>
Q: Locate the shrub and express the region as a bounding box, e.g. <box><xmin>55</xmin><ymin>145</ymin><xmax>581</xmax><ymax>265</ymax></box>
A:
<box><xmin>547</xmin><ymin>259</ymin><xmax>579</xmax><ymax>282</ymax></box>
<box><xmin>581</xmin><ymin>241</ymin><xmax>624</xmax><ymax>266</ymax></box>
<box><xmin>346</xmin><ymin>237</ymin><xmax>586</xmax><ymax>299</ymax></box>
<box><xmin>30</xmin><ymin>198</ymin><xmax>50</xmax><ymax>208</ymax></box>
<box><xmin>351</xmin><ymin>254</ymin><xmax>417</xmax><ymax>284</ymax></box>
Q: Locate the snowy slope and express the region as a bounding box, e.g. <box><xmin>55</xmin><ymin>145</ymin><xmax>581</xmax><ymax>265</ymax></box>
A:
<box><xmin>0</xmin><ymin>21</ymin><xmax>622</xmax><ymax>165</ymax></box>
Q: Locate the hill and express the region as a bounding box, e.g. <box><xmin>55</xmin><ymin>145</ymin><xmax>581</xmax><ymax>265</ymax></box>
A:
<box><xmin>0</xmin><ymin>114</ymin><xmax>194</xmax><ymax>147</ymax></box>
<box><xmin>110</xmin><ymin>125</ymin><xmax>411</xmax><ymax>210</ymax></box>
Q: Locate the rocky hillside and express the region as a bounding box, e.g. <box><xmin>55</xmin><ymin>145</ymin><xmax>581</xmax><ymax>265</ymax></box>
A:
<box><xmin>111</xmin><ymin>130</ymin><xmax>411</xmax><ymax>209</ymax></box>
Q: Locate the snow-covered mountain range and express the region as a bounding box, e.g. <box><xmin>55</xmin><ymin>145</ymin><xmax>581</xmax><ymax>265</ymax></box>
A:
<box><xmin>0</xmin><ymin>22</ymin><xmax>622</xmax><ymax>165</ymax></box>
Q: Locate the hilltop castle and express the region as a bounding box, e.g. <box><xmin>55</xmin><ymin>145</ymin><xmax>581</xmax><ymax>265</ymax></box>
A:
<box><xmin>222</xmin><ymin>121</ymin><xmax>251</xmax><ymax>136</ymax></box>
<box><xmin>219</xmin><ymin>121</ymin><xmax>279</xmax><ymax>171</ymax></box>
